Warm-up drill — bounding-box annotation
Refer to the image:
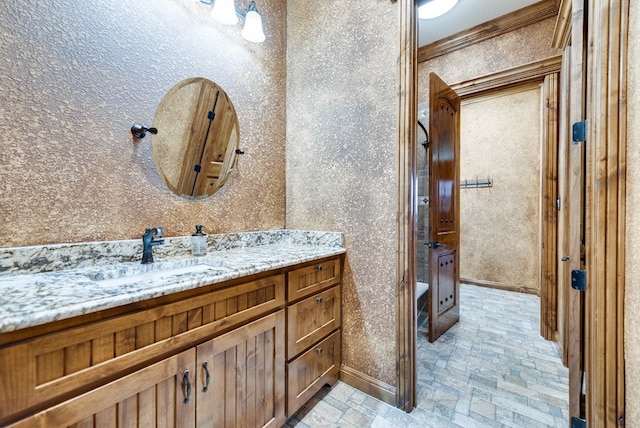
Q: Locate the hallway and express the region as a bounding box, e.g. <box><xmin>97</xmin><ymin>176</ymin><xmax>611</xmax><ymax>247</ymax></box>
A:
<box><xmin>287</xmin><ymin>284</ymin><xmax>569</xmax><ymax>427</ymax></box>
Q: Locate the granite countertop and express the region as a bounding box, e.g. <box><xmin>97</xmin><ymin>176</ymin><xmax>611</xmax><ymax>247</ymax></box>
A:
<box><xmin>0</xmin><ymin>230</ymin><xmax>345</xmax><ymax>333</ymax></box>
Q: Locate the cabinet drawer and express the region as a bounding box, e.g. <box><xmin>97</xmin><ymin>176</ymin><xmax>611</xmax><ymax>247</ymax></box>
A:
<box><xmin>286</xmin><ymin>330</ymin><xmax>341</xmax><ymax>417</ymax></box>
<box><xmin>287</xmin><ymin>257</ymin><xmax>341</xmax><ymax>302</ymax></box>
<box><xmin>286</xmin><ymin>285</ymin><xmax>341</xmax><ymax>360</ymax></box>
<box><xmin>0</xmin><ymin>274</ymin><xmax>284</xmax><ymax>424</ymax></box>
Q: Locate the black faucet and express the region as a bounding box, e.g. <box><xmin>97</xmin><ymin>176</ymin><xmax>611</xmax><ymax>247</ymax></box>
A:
<box><xmin>141</xmin><ymin>227</ymin><xmax>165</xmax><ymax>264</ymax></box>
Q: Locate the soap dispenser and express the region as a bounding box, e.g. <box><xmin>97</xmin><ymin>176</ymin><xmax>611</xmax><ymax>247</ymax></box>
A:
<box><xmin>191</xmin><ymin>225</ymin><xmax>207</xmax><ymax>256</ymax></box>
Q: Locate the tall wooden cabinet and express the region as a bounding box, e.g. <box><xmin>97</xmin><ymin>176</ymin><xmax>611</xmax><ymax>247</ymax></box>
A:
<box><xmin>285</xmin><ymin>258</ymin><xmax>342</xmax><ymax>417</ymax></box>
<box><xmin>0</xmin><ymin>255</ymin><xmax>342</xmax><ymax>427</ymax></box>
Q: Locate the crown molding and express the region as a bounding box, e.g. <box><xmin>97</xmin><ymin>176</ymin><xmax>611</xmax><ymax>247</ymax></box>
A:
<box><xmin>418</xmin><ymin>0</ymin><xmax>559</xmax><ymax>63</ymax></box>
<box><xmin>451</xmin><ymin>55</ymin><xmax>562</xmax><ymax>98</ymax></box>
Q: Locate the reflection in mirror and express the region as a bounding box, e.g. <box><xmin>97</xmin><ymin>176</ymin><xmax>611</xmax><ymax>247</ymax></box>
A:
<box><xmin>152</xmin><ymin>77</ymin><xmax>240</xmax><ymax>199</ymax></box>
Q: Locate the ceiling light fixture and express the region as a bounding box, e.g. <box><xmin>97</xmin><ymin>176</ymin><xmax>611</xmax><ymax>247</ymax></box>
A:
<box><xmin>418</xmin><ymin>0</ymin><xmax>459</xmax><ymax>20</ymax></box>
<box><xmin>201</xmin><ymin>0</ymin><xmax>266</xmax><ymax>43</ymax></box>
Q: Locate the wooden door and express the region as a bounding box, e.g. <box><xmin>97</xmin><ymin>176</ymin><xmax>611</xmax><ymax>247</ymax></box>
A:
<box><xmin>427</xmin><ymin>72</ymin><xmax>461</xmax><ymax>343</ymax></box>
<box><xmin>7</xmin><ymin>349</ymin><xmax>197</xmax><ymax>428</ymax></box>
<box><xmin>195</xmin><ymin>311</ymin><xmax>285</xmax><ymax>428</ymax></box>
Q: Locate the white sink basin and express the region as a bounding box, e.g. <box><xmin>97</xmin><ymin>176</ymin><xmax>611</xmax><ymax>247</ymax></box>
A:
<box><xmin>91</xmin><ymin>264</ymin><xmax>224</xmax><ymax>288</ymax></box>
<box><xmin>84</xmin><ymin>259</ymin><xmax>223</xmax><ymax>282</ymax></box>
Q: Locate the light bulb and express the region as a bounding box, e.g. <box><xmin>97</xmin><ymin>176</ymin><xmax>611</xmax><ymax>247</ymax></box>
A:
<box><xmin>212</xmin><ymin>0</ymin><xmax>238</xmax><ymax>25</ymax></box>
<box><xmin>241</xmin><ymin>10</ymin><xmax>265</xmax><ymax>43</ymax></box>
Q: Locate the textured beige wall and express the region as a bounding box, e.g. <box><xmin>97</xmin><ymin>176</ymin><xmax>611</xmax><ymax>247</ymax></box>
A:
<box><xmin>626</xmin><ymin>0</ymin><xmax>639</xmax><ymax>423</ymax></box>
<box><xmin>0</xmin><ymin>0</ymin><xmax>286</xmax><ymax>247</ymax></box>
<box><xmin>286</xmin><ymin>1</ymin><xmax>399</xmax><ymax>386</ymax></box>
<box><xmin>460</xmin><ymin>87</ymin><xmax>542</xmax><ymax>290</ymax></box>
<box><xmin>418</xmin><ymin>17</ymin><xmax>560</xmax><ymax>290</ymax></box>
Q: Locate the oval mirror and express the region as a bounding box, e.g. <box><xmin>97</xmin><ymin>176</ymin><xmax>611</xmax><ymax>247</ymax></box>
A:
<box><xmin>152</xmin><ymin>77</ymin><xmax>240</xmax><ymax>199</ymax></box>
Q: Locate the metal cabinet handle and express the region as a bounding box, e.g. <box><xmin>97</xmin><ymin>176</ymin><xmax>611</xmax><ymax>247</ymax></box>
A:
<box><xmin>316</xmin><ymin>296</ymin><xmax>323</xmax><ymax>304</ymax></box>
<box><xmin>316</xmin><ymin>264</ymin><xmax>323</xmax><ymax>271</ymax></box>
<box><xmin>316</xmin><ymin>347</ymin><xmax>323</xmax><ymax>355</ymax></box>
<box><xmin>183</xmin><ymin>370</ymin><xmax>192</xmax><ymax>403</ymax></box>
<box><xmin>202</xmin><ymin>361</ymin><xmax>211</xmax><ymax>392</ymax></box>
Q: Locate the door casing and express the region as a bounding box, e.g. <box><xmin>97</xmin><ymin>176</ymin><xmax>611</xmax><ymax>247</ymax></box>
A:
<box><xmin>395</xmin><ymin>0</ymin><xmax>628</xmax><ymax>424</ymax></box>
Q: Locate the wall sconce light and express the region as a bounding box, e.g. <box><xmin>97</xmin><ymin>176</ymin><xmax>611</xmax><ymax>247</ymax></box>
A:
<box><xmin>200</xmin><ymin>0</ymin><xmax>266</xmax><ymax>43</ymax></box>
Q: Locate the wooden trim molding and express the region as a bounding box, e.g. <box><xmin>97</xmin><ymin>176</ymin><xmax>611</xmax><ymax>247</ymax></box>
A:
<box><xmin>461</xmin><ymin>278</ymin><xmax>539</xmax><ymax>296</ymax></box>
<box><xmin>395</xmin><ymin>0</ymin><xmax>417</xmax><ymax>413</ymax></box>
<box><xmin>340</xmin><ymin>366</ymin><xmax>396</xmax><ymax>406</ymax></box>
<box><xmin>418</xmin><ymin>0</ymin><xmax>559</xmax><ymax>63</ymax></box>
<box><xmin>551</xmin><ymin>0</ymin><xmax>572</xmax><ymax>49</ymax></box>
<box><xmin>566</xmin><ymin>0</ymin><xmax>586</xmax><ymax>417</ymax></box>
<box><xmin>451</xmin><ymin>55</ymin><xmax>562</xmax><ymax>99</ymax></box>
<box><xmin>540</xmin><ymin>72</ymin><xmax>560</xmax><ymax>340</ymax></box>
<box><xmin>584</xmin><ymin>0</ymin><xmax>628</xmax><ymax>424</ymax></box>
<box><xmin>556</xmin><ymin>48</ymin><xmax>572</xmax><ymax>368</ymax></box>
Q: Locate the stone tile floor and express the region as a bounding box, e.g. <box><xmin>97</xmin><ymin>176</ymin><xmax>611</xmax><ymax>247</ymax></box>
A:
<box><xmin>286</xmin><ymin>284</ymin><xmax>569</xmax><ymax>427</ymax></box>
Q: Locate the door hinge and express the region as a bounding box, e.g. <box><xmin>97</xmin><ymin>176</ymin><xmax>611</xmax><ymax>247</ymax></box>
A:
<box><xmin>571</xmin><ymin>269</ymin><xmax>587</xmax><ymax>291</ymax></box>
<box><xmin>557</xmin><ymin>198</ymin><xmax>561</xmax><ymax>211</ymax></box>
<box><xmin>571</xmin><ymin>417</ymin><xmax>586</xmax><ymax>428</ymax></box>
<box><xmin>572</xmin><ymin>120</ymin><xmax>587</xmax><ymax>144</ymax></box>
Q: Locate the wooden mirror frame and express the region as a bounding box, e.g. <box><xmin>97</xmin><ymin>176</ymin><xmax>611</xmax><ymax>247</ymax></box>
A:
<box><xmin>152</xmin><ymin>77</ymin><xmax>240</xmax><ymax>200</ymax></box>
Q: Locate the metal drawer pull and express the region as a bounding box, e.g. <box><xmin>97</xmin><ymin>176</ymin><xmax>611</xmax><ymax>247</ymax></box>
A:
<box><xmin>316</xmin><ymin>296</ymin><xmax>323</xmax><ymax>304</ymax></box>
<box><xmin>183</xmin><ymin>370</ymin><xmax>192</xmax><ymax>403</ymax></box>
<box><xmin>316</xmin><ymin>347</ymin><xmax>323</xmax><ymax>355</ymax></box>
<box><xmin>316</xmin><ymin>264</ymin><xmax>323</xmax><ymax>271</ymax></box>
<box><xmin>202</xmin><ymin>361</ymin><xmax>211</xmax><ymax>392</ymax></box>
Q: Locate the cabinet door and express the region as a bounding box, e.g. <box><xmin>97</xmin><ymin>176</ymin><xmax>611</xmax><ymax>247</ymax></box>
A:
<box><xmin>196</xmin><ymin>310</ymin><xmax>285</xmax><ymax>428</ymax></box>
<box><xmin>6</xmin><ymin>349</ymin><xmax>196</xmax><ymax>428</ymax></box>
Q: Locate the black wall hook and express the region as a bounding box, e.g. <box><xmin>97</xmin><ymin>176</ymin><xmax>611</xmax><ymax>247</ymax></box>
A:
<box><xmin>131</xmin><ymin>124</ymin><xmax>158</xmax><ymax>139</ymax></box>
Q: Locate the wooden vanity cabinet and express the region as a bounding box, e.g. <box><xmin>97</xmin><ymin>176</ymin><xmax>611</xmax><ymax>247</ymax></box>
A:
<box><xmin>0</xmin><ymin>254</ymin><xmax>343</xmax><ymax>427</ymax></box>
<box><xmin>0</xmin><ymin>273</ymin><xmax>286</xmax><ymax>426</ymax></box>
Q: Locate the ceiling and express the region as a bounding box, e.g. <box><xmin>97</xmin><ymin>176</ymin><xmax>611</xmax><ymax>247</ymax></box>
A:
<box><xmin>418</xmin><ymin>0</ymin><xmax>542</xmax><ymax>47</ymax></box>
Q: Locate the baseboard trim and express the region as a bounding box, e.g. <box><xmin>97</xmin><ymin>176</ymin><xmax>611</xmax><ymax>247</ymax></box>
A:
<box><xmin>461</xmin><ymin>277</ymin><xmax>539</xmax><ymax>296</ymax></box>
<box><xmin>340</xmin><ymin>365</ymin><xmax>396</xmax><ymax>407</ymax></box>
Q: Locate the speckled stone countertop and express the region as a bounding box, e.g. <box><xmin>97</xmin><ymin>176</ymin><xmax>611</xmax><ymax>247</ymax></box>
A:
<box><xmin>0</xmin><ymin>230</ymin><xmax>344</xmax><ymax>333</ymax></box>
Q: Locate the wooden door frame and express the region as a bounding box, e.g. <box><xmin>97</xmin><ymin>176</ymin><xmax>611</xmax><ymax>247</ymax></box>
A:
<box><xmin>395</xmin><ymin>0</ymin><xmax>563</xmax><ymax>404</ymax></box>
<box><xmin>552</xmin><ymin>0</ymin><xmax>628</xmax><ymax>424</ymax></box>
<box><xmin>395</xmin><ymin>0</ymin><xmax>418</xmax><ymax>412</ymax></box>
<box><xmin>583</xmin><ymin>0</ymin><xmax>628</xmax><ymax>424</ymax></box>
<box><xmin>396</xmin><ymin>0</ymin><xmax>628</xmax><ymax>421</ymax></box>
<box><xmin>540</xmin><ymin>72</ymin><xmax>560</xmax><ymax>341</ymax></box>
